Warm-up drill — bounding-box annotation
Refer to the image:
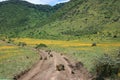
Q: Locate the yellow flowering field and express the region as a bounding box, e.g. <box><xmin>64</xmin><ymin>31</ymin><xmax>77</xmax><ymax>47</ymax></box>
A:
<box><xmin>14</xmin><ymin>38</ymin><xmax>120</xmax><ymax>47</ymax></box>
<box><xmin>0</xmin><ymin>49</ymin><xmax>23</xmax><ymax>62</ymax></box>
<box><xmin>0</xmin><ymin>46</ymin><xmax>20</xmax><ymax>61</ymax></box>
<box><xmin>0</xmin><ymin>46</ymin><xmax>18</xmax><ymax>50</ymax></box>
<box><xmin>0</xmin><ymin>41</ymin><xmax>39</xmax><ymax>79</ymax></box>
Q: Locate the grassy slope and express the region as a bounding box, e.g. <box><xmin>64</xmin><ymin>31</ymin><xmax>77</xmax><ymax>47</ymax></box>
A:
<box><xmin>0</xmin><ymin>2</ymin><xmax>42</xmax><ymax>37</ymax></box>
<box><xmin>0</xmin><ymin>0</ymin><xmax>119</xmax><ymax>41</ymax></box>
<box><xmin>29</xmin><ymin>0</ymin><xmax>120</xmax><ymax>41</ymax></box>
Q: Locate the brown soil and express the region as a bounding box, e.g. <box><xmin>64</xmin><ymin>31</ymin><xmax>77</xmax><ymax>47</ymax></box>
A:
<box><xmin>16</xmin><ymin>50</ymin><xmax>92</xmax><ymax>80</ymax></box>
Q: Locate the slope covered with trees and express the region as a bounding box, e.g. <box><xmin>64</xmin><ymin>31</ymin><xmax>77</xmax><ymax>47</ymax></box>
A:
<box><xmin>30</xmin><ymin>0</ymin><xmax>119</xmax><ymax>40</ymax></box>
<box><xmin>0</xmin><ymin>0</ymin><xmax>64</xmax><ymax>37</ymax></box>
<box><xmin>0</xmin><ymin>0</ymin><xmax>119</xmax><ymax>41</ymax></box>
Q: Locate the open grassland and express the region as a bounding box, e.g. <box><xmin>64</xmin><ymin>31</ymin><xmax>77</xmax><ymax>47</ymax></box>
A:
<box><xmin>13</xmin><ymin>38</ymin><xmax>120</xmax><ymax>72</ymax></box>
<box><xmin>0</xmin><ymin>38</ymin><xmax>120</xmax><ymax>79</ymax></box>
<box><xmin>14</xmin><ymin>38</ymin><xmax>120</xmax><ymax>47</ymax></box>
<box><xmin>0</xmin><ymin>41</ymin><xmax>39</xmax><ymax>79</ymax></box>
<box><xmin>47</xmin><ymin>45</ymin><xmax>120</xmax><ymax>72</ymax></box>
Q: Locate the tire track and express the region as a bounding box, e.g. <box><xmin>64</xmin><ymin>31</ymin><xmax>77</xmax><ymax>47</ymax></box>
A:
<box><xmin>17</xmin><ymin>50</ymin><xmax>92</xmax><ymax>80</ymax></box>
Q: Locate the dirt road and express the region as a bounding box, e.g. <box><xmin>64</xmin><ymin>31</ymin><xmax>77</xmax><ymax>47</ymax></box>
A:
<box><xmin>17</xmin><ymin>50</ymin><xmax>92</xmax><ymax>80</ymax></box>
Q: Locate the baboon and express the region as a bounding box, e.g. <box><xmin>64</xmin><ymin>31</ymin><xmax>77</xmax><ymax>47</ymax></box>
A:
<box><xmin>40</xmin><ymin>57</ymin><xmax>42</xmax><ymax>60</ymax></box>
<box><xmin>48</xmin><ymin>51</ymin><xmax>51</xmax><ymax>55</ymax></box>
<box><xmin>60</xmin><ymin>53</ymin><xmax>63</xmax><ymax>56</ymax></box>
<box><xmin>26</xmin><ymin>56</ymin><xmax>29</xmax><ymax>59</ymax></box>
<box><xmin>13</xmin><ymin>75</ymin><xmax>18</xmax><ymax>80</ymax></box>
<box><xmin>71</xmin><ymin>70</ymin><xmax>75</xmax><ymax>74</ymax></box>
<box><xmin>56</xmin><ymin>64</ymin><xmax>65</xmax><ymax>71</ymax></box>
<box><xmin>75</xmin><ymin>62</ymin><xmax>84</xmax><ymax>69</ymax></box>
<box><xmin>44</xmin><ymin>57</ymin><xmax>47</xmax><ymax>60</ymax></box>
<box><xmin>45</xmin><ymin>50</ymin><xmax>51</xmax><ymax>54</ymax></box>
<box><xmin>49</xmin><ymin>54</ymin><xmax>53</xmax><ymax>57</ymax></box>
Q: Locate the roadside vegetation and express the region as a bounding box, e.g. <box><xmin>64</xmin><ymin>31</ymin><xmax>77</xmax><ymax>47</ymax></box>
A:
<box><xmin>13</xmin><ymin>38</ymin><xmax>120</xmax><ymax>79</ymax></box>
<box><xmin>94</xmin><ymin>49</ymin><xmax>120</xmax><ymax>79</ymax></box>
<box><xmin>35</xmin><ymin>43</ymin><xmax>47</xmax><ymax>49</ymax></box>
<box><xmin>0</xmin><ymin>37</ymin><xmax>120</xmax><ymax>79</ymax></box>
<box><xmin>0</xmin><ymin>40</ymin><xmax>39</xmax><ymax>79</ymax></box>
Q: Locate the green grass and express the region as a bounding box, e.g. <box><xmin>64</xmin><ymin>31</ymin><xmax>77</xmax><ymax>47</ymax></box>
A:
<box><xmin>0</xmin><ymin>38</ymin><xmax>119</xmax><ymax>79</ymax></box>
<box><xmin>45</xmin><ymin>45</ymin><xmax>120</xmax><ymax>72</ymax></box>
<box><xmin>0</xmin><ymin>41</ymin><xmax>39</xmax><ymax>79</ymax></box>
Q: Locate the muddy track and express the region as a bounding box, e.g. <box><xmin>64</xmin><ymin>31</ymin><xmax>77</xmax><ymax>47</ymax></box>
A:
<box><xmin>16</xmin><ymin>50</ymin><xmax>92</xmax><ymax>80</ymax></box>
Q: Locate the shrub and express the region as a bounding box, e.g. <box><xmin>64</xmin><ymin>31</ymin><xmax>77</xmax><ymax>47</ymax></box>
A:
<box><xmin>113</xmin><ymin>35</ymin><xmax>117</xmax><ymax>38</ymax></box>
<box><xmin>35</xmin><ymin>43</ymin><xmax>47</xmax><ymax>49</ymax></box>
<box><xmin>7</xmin><ymin>38</ymin><xmax>14</xmax><ymax>43</ymax></box>
<box><xmin>95</xmin><ymin>50</ymin><xmax>120</xmax><ymax>79</ymax></box>
<box><xmin>18</xmin><ymin>42</ymin><xmax>27</xmax><ymax>47</ymax></box>
<box><xmin>91</xmin><ymin>42</ymin><xmax>97</xmax><ymax>47</ymax></box>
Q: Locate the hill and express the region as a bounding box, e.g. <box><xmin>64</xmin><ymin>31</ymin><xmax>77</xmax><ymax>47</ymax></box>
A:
<box><xmin>0</xmin><ymin>0</ymin><xmax>64</xmax><ymax>37</ymax></box>
<box><xmin>0</xmin><ymin>0</ymin><xmax>120</xmax><ymax>41</ymax></box>
<box><xmin>29</xmin><ymin>0</ymin><xmax>120</xmax><ymax>41</ymax></box>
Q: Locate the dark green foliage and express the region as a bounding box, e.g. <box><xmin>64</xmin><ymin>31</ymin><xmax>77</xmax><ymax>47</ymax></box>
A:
<box><xmin>95</xmin><ymin>50</ymin><xmax>120</xmax><ymax>79</ymax></box>
<box><xmin>8</xmin><ymin>38</ymin><xmax>14</xmax><ymax>43</ymax></box>
<box><xmin>0</xmin><ymin>0</ymin><xmax>65</xmax><ymax>38</ymax></box>
<box><xmin>113</xmin><ymin>35</ymin><xmax>117</xmax><ymax>38</ymax></box>
<box><xmin>35</xmin><ymin>44</ymin><xmax>47</xmax><ymax>49</ymax></box>
<box><xmin>0</xmin><ymin>34</ymin><xmax>8</xmax><ymax>41</ymax></box>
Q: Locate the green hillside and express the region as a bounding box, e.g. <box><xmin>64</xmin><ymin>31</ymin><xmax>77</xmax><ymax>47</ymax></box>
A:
<box><xmin>0</xmin><ymin>0</ymin><xmax>64</xmax><ymax>37</ymax></box>
<box><xmin>0</xmin><ymin>0</ymin><xmax>120</xmax><ymax>41</ymax></box>
<box><xmin>30</xmin><ymin>0</ymin><xmax>120</xmax><ymax>41</ymax></box>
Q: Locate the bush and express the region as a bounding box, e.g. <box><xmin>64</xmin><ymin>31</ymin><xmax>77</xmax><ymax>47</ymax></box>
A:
<box><xmin>18</xmin><ymin>42</ymin><xmax>27</xmax><ymax>47</ymax></box>
<box><xmin>35</xmin><ymin>43</ymin><xmax>47</xmax><ymax>49</ymax></box>
<box><xmin>91</xmin><ymin>42</ymin><xmax>97</xmax><ymax>47</ymax></box>
<box><xmin>7</xmin><ymin>38</ymin><xmax>14</xmax><ymax>43</ymax></box>
<box><xmin>95</xmin><ymin>50</ymin><xmax>120</xmax><ymax>79</ymax></box>
<box><xmin>113</xmin><ymin>35</ymin><xmax>117</xmax><ymax>38</ymax></box>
